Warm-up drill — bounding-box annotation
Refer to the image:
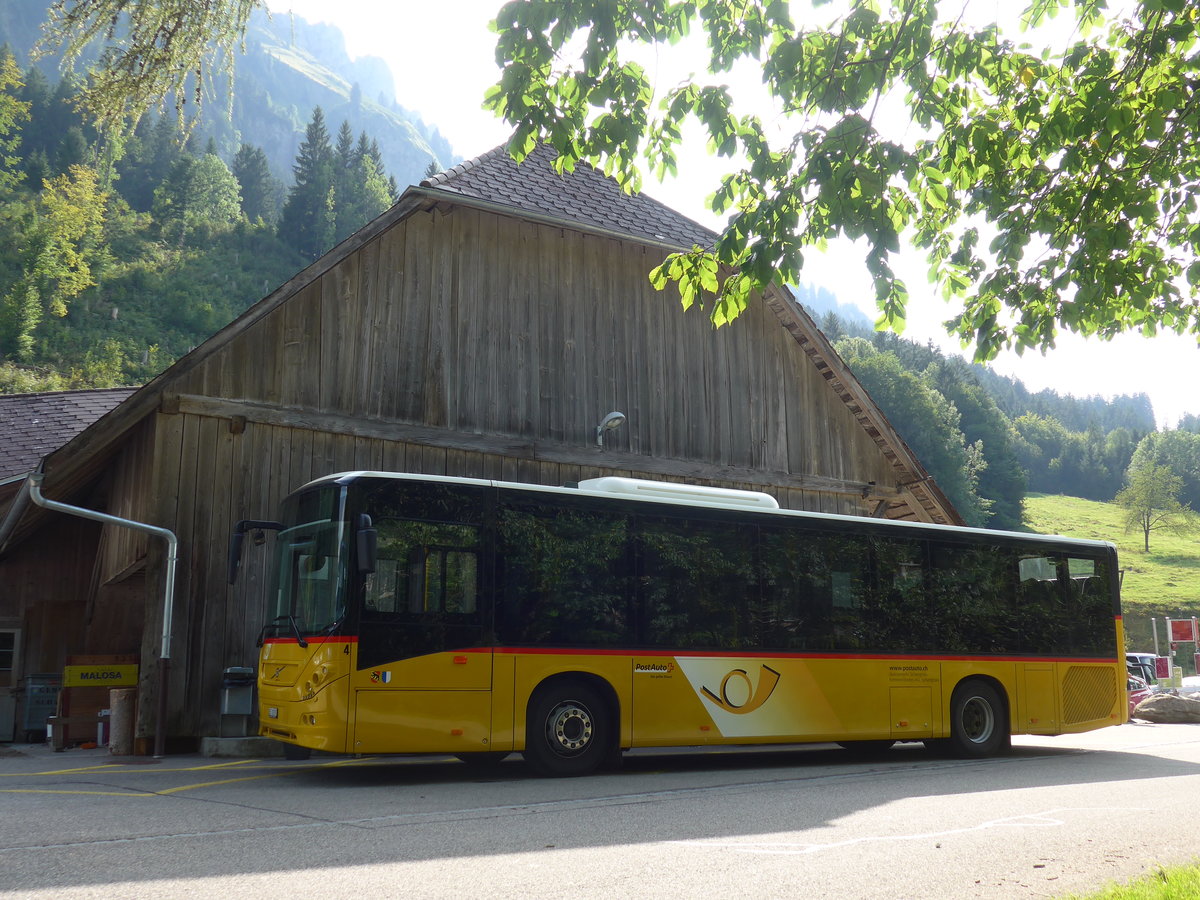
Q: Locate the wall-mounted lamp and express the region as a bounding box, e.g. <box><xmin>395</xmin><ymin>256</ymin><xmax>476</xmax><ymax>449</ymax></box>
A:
<box><xmin>595</xmin><ymin>411</ymin><xmax>627</xmax><ymax>448</ymax></box>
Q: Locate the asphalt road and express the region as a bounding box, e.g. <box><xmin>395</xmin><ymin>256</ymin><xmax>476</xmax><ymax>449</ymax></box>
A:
<box><xmin>3</xmin><ymin>722</ymin><xmax>1200</xmax><ymax>899</ymax></box>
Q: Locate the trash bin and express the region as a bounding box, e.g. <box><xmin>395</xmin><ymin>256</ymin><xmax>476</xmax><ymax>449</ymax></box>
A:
<box><xmin>221</xmin><ymin>667</ymin><xmax>255</xmax><ymax>717</ymax></box>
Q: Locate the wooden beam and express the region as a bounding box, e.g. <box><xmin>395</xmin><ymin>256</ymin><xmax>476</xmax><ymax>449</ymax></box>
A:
<box><xmin>174</xmin><ymin>394</ymin><xmax>903</xmax><ymax>501</ymax></box>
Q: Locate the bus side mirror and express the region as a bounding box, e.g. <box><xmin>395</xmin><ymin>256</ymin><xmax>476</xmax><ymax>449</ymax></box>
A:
<box><xmin>228</xmin><ymin>519</ymin><xmax>283</xmax><ymax>585</ymax></box>
<box><xmin>357</xmin><ymin>514</ymin><xmax>377</xmax><ymax>575</ymax></box>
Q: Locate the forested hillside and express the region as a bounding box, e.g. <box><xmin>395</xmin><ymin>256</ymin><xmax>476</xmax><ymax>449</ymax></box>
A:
<box><xmin>0</xmin><ymin>1</ymin><xmax>466</xmax><ymax>391</ymax></box>
<box><xmin>796</xmin><ymin>285</ymin><xmax>1199</xmax><ymax>534</ymax></box>
<box><xmin>0</xmin><ymin>44</ymin><xmax>405</xmax><ymax>389</ymax></box>
<box><xmin>0</xmin><ymin>0</ymin><xmax>455</xmax><ymax>188</ymax></box>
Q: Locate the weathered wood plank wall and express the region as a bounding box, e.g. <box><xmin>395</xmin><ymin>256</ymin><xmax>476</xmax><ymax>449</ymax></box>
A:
<box><xmin>97</xmin><ymin>418</ymin><xmax>155</xmax><ymax>584</ymax></box>
<box><xmin>1</xmin><ymin>517</ymin><xmax>100</xmax><ymax>672</ymax></box>
<box><xmin>172</xmin><ymin>205</ymin><xmax>895</xmax><ymax>491</ymax></box>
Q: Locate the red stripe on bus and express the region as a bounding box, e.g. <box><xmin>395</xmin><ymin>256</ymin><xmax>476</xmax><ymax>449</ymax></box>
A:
<box><xmin>262</xmin><ymin>636</ymin><xmax>357</xmax><ymax>645</ymax></box>
<box><xmin>487</xmin><ymin>646</ymin><xmax>1119</xmax><ymax>664</ymax></box>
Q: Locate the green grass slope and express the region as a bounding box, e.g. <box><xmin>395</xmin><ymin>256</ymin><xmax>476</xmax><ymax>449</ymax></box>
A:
<box><xmin>1023</xmin><ymin>494</ymin><xmax>1200</xmax><ymax>666</ymax></box>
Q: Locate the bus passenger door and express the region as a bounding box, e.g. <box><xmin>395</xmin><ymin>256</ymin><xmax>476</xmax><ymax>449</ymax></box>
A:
<box><xmin>352</xmin><ymin>522</ymin><xmax>493</xmax><ymax>754</ymax></box>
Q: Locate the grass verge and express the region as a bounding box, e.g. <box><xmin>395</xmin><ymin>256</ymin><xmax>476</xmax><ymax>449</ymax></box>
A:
<box><xmin>1063</xmin><ymin>862</ymin><xmax>1200</xmax><ymax>898</ymax></box>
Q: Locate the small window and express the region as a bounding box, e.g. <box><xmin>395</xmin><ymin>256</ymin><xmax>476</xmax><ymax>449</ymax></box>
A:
<box><xmin>365</xmin><ymin>559</ymin><xmax>400</xmax><ymax>613</ymax></box>
<box><xmin>408</xmin><ymin>546</ymin><xmax>477</xmax><ymax>614</ymax></box>
<box><xmin>1019</xmin><ymin>556</ymin><xmax>1058</xmax><ymax>582</ymax></box>
<box><xmin>1068</xmin><ymin>558</ymin><xmax>1096</xmax><ymax>578</ymax></box>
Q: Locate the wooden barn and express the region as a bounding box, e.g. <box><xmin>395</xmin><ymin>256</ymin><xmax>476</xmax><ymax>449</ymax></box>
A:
<box><xmin>0</xmin><ymin>144</ymin><xmax>961</xmax><ymax>748</ymax></box>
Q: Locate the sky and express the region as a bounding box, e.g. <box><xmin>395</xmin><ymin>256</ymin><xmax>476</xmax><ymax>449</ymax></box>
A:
<box><xmin>268</xmin><ymin>0</ymin><xmax>1200</xmax><ymax>430</ymax></box>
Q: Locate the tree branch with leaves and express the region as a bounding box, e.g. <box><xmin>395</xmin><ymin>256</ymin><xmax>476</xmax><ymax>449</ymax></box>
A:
<box><xmin>486</xmin><ymin>0</ymin><xmax>1200</xmax><ymax>360</ymax></box>
<box><xmin>36</xmin><ymin>0</ymin><xmax>264</xmax><ymax>133</ymax></box>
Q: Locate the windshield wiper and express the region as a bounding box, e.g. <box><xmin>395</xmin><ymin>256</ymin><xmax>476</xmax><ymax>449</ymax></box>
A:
<box><xmin>256</xmin><ymin>614</ymin><xmax>309</xmax><ymax>648</ymax></box>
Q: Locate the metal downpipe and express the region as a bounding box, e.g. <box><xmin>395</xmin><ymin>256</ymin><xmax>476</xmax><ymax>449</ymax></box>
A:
<box><xmin>26</xmin><ymin>473</ymin><xmax>179</xmax><ymax>758</ymax></box>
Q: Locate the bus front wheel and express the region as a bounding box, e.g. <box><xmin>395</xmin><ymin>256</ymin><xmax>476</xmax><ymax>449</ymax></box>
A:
<box><xmin>948</xmin><ymin>679</ymin><xmax>1009</xmax><ymax>758</ymax></box>
<box><xmin>524</xmin><ymin>681</ymin><xmax>610</xmax><ymax>777</ymax></box>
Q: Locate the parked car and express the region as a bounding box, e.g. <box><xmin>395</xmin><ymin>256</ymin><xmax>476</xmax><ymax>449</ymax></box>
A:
<box><xmin>1128</xmin><ymin>674</ymin><xmax>1154</xmax><ymax>718</ymax></box>
<box><xmin>1127</xmin><ymin>652</ymin><xmax>1159</xmax><ymax>686</ymax></box>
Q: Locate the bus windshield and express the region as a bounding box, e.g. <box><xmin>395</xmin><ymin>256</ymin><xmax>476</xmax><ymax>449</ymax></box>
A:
<box><xmin>265</xmin><ymin>484</ymin><xmax>348</xmax><ymax>638</ymax></box>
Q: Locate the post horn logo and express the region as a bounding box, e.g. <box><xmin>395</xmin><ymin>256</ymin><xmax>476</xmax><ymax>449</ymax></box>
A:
<box><xmin>701</xmin><ymin>664</ymin><xmax>781</xmax><ymax>714</ymax></box>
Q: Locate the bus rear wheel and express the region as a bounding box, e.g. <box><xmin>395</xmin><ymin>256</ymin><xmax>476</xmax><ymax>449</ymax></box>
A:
<box><xmin>524</xmin><ymin>681</ymin><xmax>610</xmax><ymax>777</ymax></box>
<box><xmin>948</xmin><ymin>679</ymin><xmax>1009</xmax><ymax>758</ymax></box>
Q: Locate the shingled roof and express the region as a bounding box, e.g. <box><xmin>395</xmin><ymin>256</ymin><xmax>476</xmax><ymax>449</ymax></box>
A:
<box><xmin>0</xmin><ymin>388</ymin><xmax>136</xmax><ymax>481</ymax></box>
<box><xmin>422</xmin><ymin>143</ymin><xmax>717</xmax><ymax>251</ymax></box>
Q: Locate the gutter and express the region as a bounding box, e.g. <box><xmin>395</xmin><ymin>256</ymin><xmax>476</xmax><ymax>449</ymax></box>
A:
<box><xmin>0</xmin><ymin>464</ymin><xmax>40</xmax><ymax>556</ymax></box>
<box><xmin>23</xmin><ymin>472</ymin><xmax>178</xmax><ymax>759</ymax></box>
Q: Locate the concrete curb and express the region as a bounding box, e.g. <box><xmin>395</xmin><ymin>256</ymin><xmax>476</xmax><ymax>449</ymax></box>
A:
<box><xmin>199</xmin><ymin>736</ymin><xmax>286</xmax><ymax>757</ymax></box>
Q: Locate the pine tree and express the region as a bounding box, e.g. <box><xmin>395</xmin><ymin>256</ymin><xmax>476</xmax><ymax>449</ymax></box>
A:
<box><xmin>331</xmin><ymin>120</ymin><xmax>359</xmax><ymax>244</ymax></box>
<box><xmin>278</xmin><ymin>107</ymin><xmax>335</xmax><ymax>262</ymax></box>
<box><xmin>231</xmin><ymin>143</ymin><xmax>277</xmax><ymax>223</ymax></box>
<box><xmin>15</xmin><ymin>65</ymin><xmax>51</xmax><ymax>161</ymax></box>
<box><xmin>116</xmin><ymin>114</ymin><xmax>184</xmax><ymax>213</ymax></box>
<box><xmin>54</xmin><ymin>125</ymin><xmax>87</xmax><ymax>174</ymax></box>
<box><xmin>22</xmin><ymin>149</ymin><xmax>50</xmax><ymax>189</ymax></box>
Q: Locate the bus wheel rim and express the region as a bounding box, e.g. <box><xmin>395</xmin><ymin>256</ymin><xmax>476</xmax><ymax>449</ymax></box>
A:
<box><xmin>962</xmin><ymin>696</ymin><xmax>995</xmax><ymax>743</ymax></box>
<box><xmin>547</xmin><ymin>701</ymin><xmax>593</xmax><ymax>756</ymax></box>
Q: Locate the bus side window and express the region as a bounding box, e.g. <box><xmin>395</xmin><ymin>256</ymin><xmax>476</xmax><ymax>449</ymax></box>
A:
<box><xmin>1067</xmin><ymin>556</ymin><xmax>1114</xmax><ymax>655</ymax></box>
<box><xmin>867</xmin><ymin>537</ymin><xmax>927</xmax><ymax>651</ymax></box>
<box><xmin>636</xmin><ymin>515</ymin><xmax>755</xmax><ymax>650</ymax></box>
<box><xmin>927</xmin><ymin>541</ymin><xmax>1017</xmax><ymax>654</ymax></box>
<box><xmin>1068</xmin><ymin>558</ymin><xmax>1102</xmax><ymax>603</ymax></box>
<box><xmin>362</xmin><ymin>520</ymin><xmax>480</xmax><ymax>619</ymax></box>
<box><xmin>405</xmin><ymin>547</ymin><xmax>426</xmax><ymax>612</ymax></box>
<box><xmin>496</xmin><ymin>502</ymin><xmax>631</xmax><ymax>647</ymax></box>
<box><xmin>759</xmin><ymin>530</ymin><xmax>865</xmax><ymax>651</ymax></box>
<box><xmin>1018</xmin><ymin>555</ymin><xmax>1068</xmax><ymax>654</ymax></box>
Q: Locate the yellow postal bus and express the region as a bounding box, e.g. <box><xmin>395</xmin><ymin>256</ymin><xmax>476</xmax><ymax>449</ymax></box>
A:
<box><xmin>229</xmin><ymin>472</ymin><xmax>1125</xmax><ymax>775</ymax></box>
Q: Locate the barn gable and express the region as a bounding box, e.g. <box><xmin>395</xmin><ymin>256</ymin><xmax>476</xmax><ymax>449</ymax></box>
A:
<box><xmin>0</xmin><ymin>144</ymin><xmax>960</xmax><ymax>744</ymax></box>
<box><xmin>422</xmin><ymin>143</ymin><xmax>958</xmax><ymax>523</ymax></box>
